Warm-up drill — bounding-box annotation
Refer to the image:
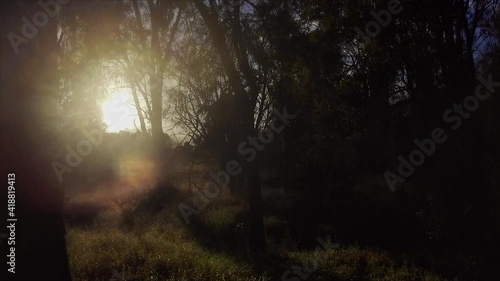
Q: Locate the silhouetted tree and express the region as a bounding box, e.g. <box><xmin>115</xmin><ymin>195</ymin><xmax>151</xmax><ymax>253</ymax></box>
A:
<box><xmin>0</xmin><ymin>1</ymin><xmax>71</xmax><ymax>280</ymax></box>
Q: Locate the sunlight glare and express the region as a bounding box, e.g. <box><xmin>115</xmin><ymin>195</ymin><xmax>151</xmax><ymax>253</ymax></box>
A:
<box><xmin>101</xmin><ymin>91</ymin><xmax>138</xmax><ymax>132</ymax></box>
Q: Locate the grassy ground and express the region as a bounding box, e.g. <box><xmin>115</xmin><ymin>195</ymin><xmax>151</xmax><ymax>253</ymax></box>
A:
<box><xmin>67</xmin><ymin>222</ymin><xmax>441</xmax><ymax>281</ymax></box>
<box><xmin>65</xmin><ymin>159</ymin><xmax>443</xmax><ymax>281</ymax></box>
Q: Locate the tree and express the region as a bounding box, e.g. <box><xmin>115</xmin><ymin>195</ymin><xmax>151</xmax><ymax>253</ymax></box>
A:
<box><xmin>190</xmin><ymin>0</ymin><xmax>268</xmax><ymax>251</ymax></box>
<box><xmin>0</xmin><ymin>1</ymin><xmax>71</xmax><ymax>280</ymax></box>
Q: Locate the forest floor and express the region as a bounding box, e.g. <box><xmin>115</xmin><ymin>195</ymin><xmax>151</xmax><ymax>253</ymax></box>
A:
<box><xmin>64</xmin><ymin>158</ymin><xmax>443</xmax><ymax>281</ymax></box>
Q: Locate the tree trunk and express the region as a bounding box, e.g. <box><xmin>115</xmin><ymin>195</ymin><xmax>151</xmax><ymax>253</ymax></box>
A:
<box><xmin>192</xmin><ymin>0</ymin><xmax>266</xmax><ymax>251</ymax></box>
<box><xmin>148</xmin><ymin>0</ymin><xmax>168</xmax><ymax>182</ymax></box>
<box><xmin>0</xmin><ymin>2</ymin><xmax>71</xmax><ymax>280</ymax></box>
<box><xmin>127</xmin><ymin>69</ymin><xmax>147</xmax><ymax>133</ymax></box>
<box><xmin>246</xmin><ymin>143</ymin><xmax>266</xmax><ymax>252</ymax></box>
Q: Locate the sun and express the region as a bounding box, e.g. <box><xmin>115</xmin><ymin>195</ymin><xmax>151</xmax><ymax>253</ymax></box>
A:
<box><xmin>101</xmin><ymin>90</ymin><xmax>138</xmax><ymax>132</ymax></box>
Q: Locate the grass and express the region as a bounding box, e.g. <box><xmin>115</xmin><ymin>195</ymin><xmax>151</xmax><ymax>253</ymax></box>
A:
<box><xmin>284</xmin><ymin>246</ymin><xmax>441</xmax><ymax>281</ymax></box>
<box><xmin>66</xmin><ymin>205</ymin><xmax>443</xmax><ymax>281</ymax></box>
<box><xmin>65</xmin><ymin>159</ymin><xmax>444</xmax><ymax>281</ymax></box>
<box><xmin>67</xmin><ymin>226</ymin><xmax>270</xmax><ymax>281</ymax></box>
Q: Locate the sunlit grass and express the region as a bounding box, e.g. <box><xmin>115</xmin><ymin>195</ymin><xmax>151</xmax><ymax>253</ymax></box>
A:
<box><xmin>65</xmin><ymin>159</ymin><xmax>443</xmax><ymax>281</ymax></box>
<box><xmin>67</xmin><ymin>226</ymin><xmax>270</xmax><ymax>281</ymax></box>
<box><xmin>67</xmin><ymin>208</ymin><xmax>442</xmax><ymax>281</ymax></box>
<box><xmin>284</xmin><ymin>246</ymin><xmax>441</xmax><ymax>281</ymax></box>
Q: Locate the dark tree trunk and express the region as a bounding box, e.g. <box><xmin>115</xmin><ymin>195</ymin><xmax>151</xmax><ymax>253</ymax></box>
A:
<box><xmin>126</xmin><ymin>68</ymin><xmax>147</xmax><ymax>133</ymax></box>
<box><xmin>192</xmin><ymin>0</ymin><xmax>267</xmax><ymax>251</ymax></box>
<box><xmin>246</xmin><ymin>152</ymin><xmax>266</xmax><ymax>252</ymax></box>
<box><xmin>0</xmin><ymin>2</ymin><xmax>71</xmax><ymax>280</ymax></box>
